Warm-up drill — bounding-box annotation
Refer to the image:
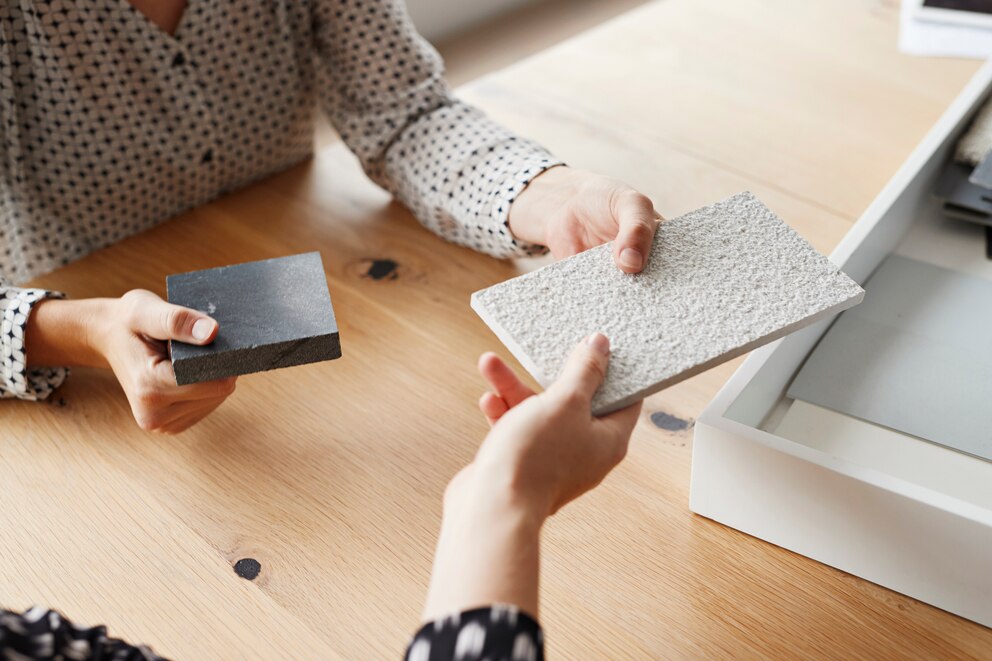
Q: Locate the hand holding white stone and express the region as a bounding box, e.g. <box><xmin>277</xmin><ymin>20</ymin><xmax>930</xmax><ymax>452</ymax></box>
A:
<box><xmin>420</xmin><ymin>334</ymin><xmax>642</xmax><ymax>622</ymax></box>
<box><xmin>464</xmin><ymin>333</ymin><xmax>641</xmax><ymax>519</ymax></box>
<box><xmin>507</xmin><ymin>165</ymin><xmax>662</xmax><ymax>273</ymax></box>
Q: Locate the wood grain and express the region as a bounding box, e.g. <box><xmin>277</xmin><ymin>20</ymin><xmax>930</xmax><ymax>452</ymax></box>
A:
<box><xmin>3</xmin><ymin>0</ymin><xmax>990</xmax><ymax>658</ymax></box>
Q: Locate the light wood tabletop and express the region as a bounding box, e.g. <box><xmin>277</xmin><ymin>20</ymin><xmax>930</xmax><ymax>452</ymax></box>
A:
<box><xmin>3</xmin><ymin>0</ymin><xmax>990</xmax><ymax>658</ymax></box>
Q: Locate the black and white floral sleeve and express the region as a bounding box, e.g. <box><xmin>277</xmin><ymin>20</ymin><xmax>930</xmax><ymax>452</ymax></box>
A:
<box><xmin>0</xmin><ymin>285</ymin><xmax>68</xmax><ymax>401</ymax></box>
<box><xmin>312</xmin><ymin>0</ymin><xmax>564</xmax><ymax>259</ymax></box>
<box><xmin>405</xmin><ymin>605</ymin><xmax>544</xmax><ymax>661</ymax></box>
<box><xmin>0</xmin><ymin>607</ymin><xmax>165</xmax><ymax>661</ymax></box>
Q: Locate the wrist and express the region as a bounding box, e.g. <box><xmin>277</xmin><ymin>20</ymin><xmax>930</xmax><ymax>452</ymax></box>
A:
<box><xmin>424</xmin><ymin>469</ymin><xmax>545</xmax><ymax>622</ymax></box>
<box><xmin>468</xmin><ymin>458</ymin><xmax>552</xmax><ymax>528</ymax></box>
<box><xmin>81</xmin><ymin>297</ymin><xmax>119</xmax><ymax>362</ymax></box>
<box><xmin>26</xmin><ymin>298</ymin><xmax>116</xmax><ymax>368</ymax></box>
<box><xmin>473</xmin><ymin>480</ymin><xmax>547</xmax><ymax>538</ymax></box>
<box><xmin>506</xmin><ymin>164</ymin><xmax>572</xmax><ymax>246</ymax></box>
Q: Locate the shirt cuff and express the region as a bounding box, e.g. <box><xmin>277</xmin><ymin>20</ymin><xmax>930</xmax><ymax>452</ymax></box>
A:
<box><xmin>490</xmin><ymin>151</ymin><xmax>564</xmax><ymax>259</ymax></box>
<box><xmin>1</xmin><ymin>288</ymin><xmax>69</xmax><ymax>401</ymax></box>
<box><xmin>405</xmin><ymin>604</ymin><xmax>544</xmax><ymax>661</ymax></box>
<box><xmin>0</xmin><ymin>607</ymin><xmax>165</xmax><ymax>660</ymax></box>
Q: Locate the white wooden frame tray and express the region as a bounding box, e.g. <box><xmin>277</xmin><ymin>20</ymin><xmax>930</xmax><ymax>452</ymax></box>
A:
<box><xmin>690</xmin><ymin>61</ymin><xmax>992</xmax><ymax>628</ymax></box>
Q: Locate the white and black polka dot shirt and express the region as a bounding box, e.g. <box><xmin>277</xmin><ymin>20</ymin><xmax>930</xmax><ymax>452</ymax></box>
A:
<box><xmin>0</xmin><ymin>0</ymin><xmax>561</xmax><ymax>402</ymax></box>
<box><xmin>0</xmin><ymin>604</ymin><xmax>544</xmax><ymax>661</ymax></box>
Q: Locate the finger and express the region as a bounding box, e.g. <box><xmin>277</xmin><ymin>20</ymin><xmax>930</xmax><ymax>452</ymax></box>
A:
<box><xmin>159</xmin><ymin>406</ymin><xmax>216</xmax><ymax>434</ymax></box>
<box><xmin>478</xmin><ymin>391</ymin><xmax>509</xmax><ymax>426</ymax></box>
<box><xmin>611</xmin><ymin>190</ymin><xmax>660</xmax><ymax>274</ymax></box>
<box><xmin>596</xmin><ymin>399</ymin><xmax>643</xmax><ymax>438</ymax></box>
<box><xmin>148</xmin><ymin>352</ymin><xmax>181</xmax><ymax>387</ymax></box>
<box><xmin>132</xmin><ymin>396</ymin><xmax>189</xmax><ymax>433</ymax></box>
<box><xmin>593</xmin><ymin>400</ymin><xmax>643</xmax><ymax>464</ymax></box>
<box><xmin>149</xmin><ymin>353</ymin><xmax>237</xmax><ymax>401</ymax></box>
<box><xmin>548</xmin><ymin>333</ymin><xmax>611</xmax><ymax>404</ymax></box>
<box><xmin>550</xmin><ymin>234</ymin><xmax>586</xmax><ymax>260</ymax></box>
<box><xmin>162</xmin><ymin>393</ymin><xmax>231</xmax><ymax>430</ymax></box>
<box><xmin>477</xmin><ymin>353</ymin><xmax>535</xmax><ymax>407</ymax></box>
<box><xmin>172</xmin><ymin>376</ymin><xmax>238</xmax><ymax>402</ymax></box>
<box><xmin>126</xmin><ymin>290</ymin><xmax>219</xmax><ymax>344</ymax></box>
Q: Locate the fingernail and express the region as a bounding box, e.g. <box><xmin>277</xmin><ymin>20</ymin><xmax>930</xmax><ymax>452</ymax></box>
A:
<box><xmin>192</xmin><ymin>318</ymin><xmax>215</xmax><ymax>341</ymax></box>
<box><xmin>586</xmin><ymin>332</ymin><xmax>610</xmax><ymax>355</ymax></box>
<box><xmin>619</xmin><ymin>248</ymin><xmax>642</xmax><ymax>270</ymax></box>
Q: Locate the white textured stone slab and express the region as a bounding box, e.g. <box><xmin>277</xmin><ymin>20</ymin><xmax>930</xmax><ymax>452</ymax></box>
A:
<box><xmin>471</xmin><ymin>192</ymin><xmax>864</xmax><ymax>415</ymax></box>
<box><xmin>957</xmin><ymin>95</ymin><xmax>992</xmax><ymax>166</ymax></box>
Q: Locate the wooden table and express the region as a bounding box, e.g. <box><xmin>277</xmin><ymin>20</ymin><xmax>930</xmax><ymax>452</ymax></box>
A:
<box><xmin>3</xmin><ymin>0</ymin><xmax>990</xmax><ymax>658</ymax></box>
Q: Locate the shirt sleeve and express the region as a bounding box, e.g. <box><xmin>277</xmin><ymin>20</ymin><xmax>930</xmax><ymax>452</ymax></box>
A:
<box><xmin>311</xmin><ymin>0</ymin><xmax>564</xmax><ymax>259</ymax></box>
<box><xmin>405</xmin><ymin>605</ymin><xmax>544</xmax><ymax>661</ymax></box>
<box><xmin>1</xmin><ymin>285</ymin><xmax>69</xmax><ymax>401</ymax></box>
<box><xmin>0</xmin><ymin>607</ymin><xmax>167</xmax><ymax>661</ymax></box>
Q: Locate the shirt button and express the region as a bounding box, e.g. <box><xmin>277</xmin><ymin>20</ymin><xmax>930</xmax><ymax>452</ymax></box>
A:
<box><xmin>172</xmin><ymin>52</ymin><xmax>186</xmax><ymax>67</ymax></box>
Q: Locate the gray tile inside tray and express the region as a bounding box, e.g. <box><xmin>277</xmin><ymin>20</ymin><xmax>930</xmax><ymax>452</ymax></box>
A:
<box><xmin>789</xmin><ymin>254</ymin><xmax>992</xmax><ymax>462</ymax></box>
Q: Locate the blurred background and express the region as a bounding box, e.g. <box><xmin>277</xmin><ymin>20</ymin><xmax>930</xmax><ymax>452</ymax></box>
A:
<box><xmin>410</xmin><ymin>0</ymin><xmax>992</xmax><ymax>84</ymax></box>
<box><xmin>317</xmin><ymin>0</ymin><xmax>653</xmax><ymax>147</ymax></box>
<box><xmin>406</xmin><ymin>0</ymin><xmax>649</xmax><ymax>83</ymax></box>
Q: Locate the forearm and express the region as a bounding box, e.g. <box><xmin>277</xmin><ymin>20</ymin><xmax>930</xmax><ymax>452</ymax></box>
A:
<box><xmin>25</xmin><ymin>298</ymin><xmax>111</xmax><ymax>368</ymax></box>
<box><xmin>378</xmin><ymin>103</ymin><xmax>561</xmax><ymax>258</ymax></box>
<box><xmin>313</xmin><ymin>0</ymin><xmax>560</xmax><ymax>259</ymax></box>
<box><xmin>423</xmin><ymin>476</ymin><xmax>544</xmax><ymax>622</ymax></box>
<box><xmin>507</xmin><ymin>164</ymin><xmax>571</xmax><ymax>246</ymax></box>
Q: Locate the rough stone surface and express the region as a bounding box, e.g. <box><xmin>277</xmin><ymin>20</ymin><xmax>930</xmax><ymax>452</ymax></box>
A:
<box><xmin>957</xmin><ymin>96</ymin><xmax>992</xmax><ymax>166</ymax></box>
<box><xmin>471</xmin><ymin>192</ymin><xmax>864</xmax><ymax>415</ymax></box>
<box><xmin>167</xmin><ymin>252</ymin><xmax>341</xmax><ymax>385</ymax></box>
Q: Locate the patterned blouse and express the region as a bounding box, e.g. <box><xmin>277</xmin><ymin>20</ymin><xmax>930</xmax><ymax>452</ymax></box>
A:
<box><xmin>0</xmin><ymin>1</ymin><xmax>555</xmax><ymax>657</ymax></box>
<box><xmin>0</xmin><ymin>0</ymin><xmax>561</xmax><ymax>401</ymax></box>
<box><xmin>1</xmin><ymin>605</ymin><xmax>544</xmax><ymax>661</ymax></box>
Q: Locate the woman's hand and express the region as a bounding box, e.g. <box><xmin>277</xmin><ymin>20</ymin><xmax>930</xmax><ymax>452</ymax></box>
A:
<box><xmin>508</xmin><ymin>166</ymin><xmax>662</xmax><ymax>273</ymax></box>
<box><xmin>27</xmin><ymin>290</ymin><xmax>236</xmax><ymax>433</ymax></box>
<box><xmin>96</xmin><ymin>290</ymin><xmax>236</xmax><ymax>433</ymax></box>
<box><xmin>467</xmin><ymin>333</ymin><xmax>641</xmax><ymax>519</ymax></box>
<box><xmin>422</xmin><ymin>334</ymin><xmax>641</xmax><ymax>621</ymax></box>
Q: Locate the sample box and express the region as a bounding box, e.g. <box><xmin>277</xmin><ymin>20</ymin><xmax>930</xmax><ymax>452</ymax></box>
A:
<box><xmin>691</xmin><ymin>62</ymin><xmax>992</xmax><ymax>627</ymax></box>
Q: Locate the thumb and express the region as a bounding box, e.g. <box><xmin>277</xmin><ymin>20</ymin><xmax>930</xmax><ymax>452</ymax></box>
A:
<box><xmin>130</xmin><ymin>293</ymin><xmax>218</xmax><ymax>345</ymax></box>
<box><xmin>612</xmin><ymin>190</ymin><xmax>660</xmax><ymax>274</ymax></box>
<box><xmin>549</xmin><ymin>333</ymin><xmax>611</xmax><ymax>404</ymax></box>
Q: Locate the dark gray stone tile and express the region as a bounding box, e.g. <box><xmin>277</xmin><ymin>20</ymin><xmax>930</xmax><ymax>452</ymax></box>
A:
<box><xmin>167</xmin><ymin>252</ymin><xmax>341</xmax><ymax>385</ymax></box>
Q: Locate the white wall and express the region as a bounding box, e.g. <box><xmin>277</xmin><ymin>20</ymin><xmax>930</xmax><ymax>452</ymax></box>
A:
<box><xmin>405</xmin><ymin>0</ymin><xmax>537</xmax><ymax>41</ymax></box>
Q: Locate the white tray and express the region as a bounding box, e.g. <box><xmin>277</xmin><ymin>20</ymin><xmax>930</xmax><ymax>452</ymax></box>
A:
<box><xmin>690</xmin><ymin>61</ymin><xmax>992</xmax><ymax>628</ymax></box>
